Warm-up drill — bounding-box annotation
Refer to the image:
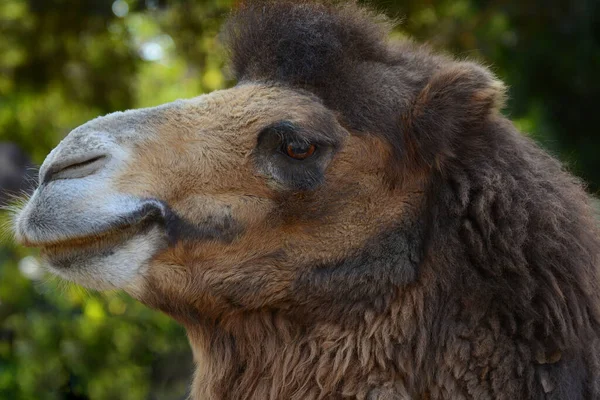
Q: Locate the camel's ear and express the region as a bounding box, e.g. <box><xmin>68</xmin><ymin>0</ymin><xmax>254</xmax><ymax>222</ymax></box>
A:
<box><xmin>405</xmin><ymin>62</ymin><xmax>506</xmax><ymax>167</ymax></box>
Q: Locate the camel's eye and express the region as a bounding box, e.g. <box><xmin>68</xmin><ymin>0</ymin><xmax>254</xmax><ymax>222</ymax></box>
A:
<box><xmin>286</xmin><ymin>142</ymin><xmax>316</xmax><ymax>160</ymax></box>
<box><xmin>254</xmin><ymin>120</ymin><xmax>337</xmax><ymax>190</ymax></box>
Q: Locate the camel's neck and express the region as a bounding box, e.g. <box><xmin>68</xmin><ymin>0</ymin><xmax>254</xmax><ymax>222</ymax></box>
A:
<box><xmin>185</xmin><ymin>293</ymin><xmax>434</xmax><ymax>400</ymax></box>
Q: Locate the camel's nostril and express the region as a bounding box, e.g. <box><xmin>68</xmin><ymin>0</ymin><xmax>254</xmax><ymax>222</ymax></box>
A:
<box><xmin>42</xmin><ymin>154</ymin><xmax>109</xmax><ymax>184</ymax></box>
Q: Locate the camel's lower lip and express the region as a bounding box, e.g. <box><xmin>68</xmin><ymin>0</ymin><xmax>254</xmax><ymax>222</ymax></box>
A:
<box><xmin>41</xmin><ymin>223</ymin><xmax>144</xmax><ymax>261</ymax></box>
<box><xmin>38</xmin><ymin>208</ymin><xmax>165</xmax><ymax>268</ymax></box>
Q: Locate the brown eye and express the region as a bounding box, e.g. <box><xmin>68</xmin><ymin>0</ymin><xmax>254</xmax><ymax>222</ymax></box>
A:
<box><xmin>286</xmin><ymin>143</ymin><xmax>316</xmax><ymax>160</ymax></box>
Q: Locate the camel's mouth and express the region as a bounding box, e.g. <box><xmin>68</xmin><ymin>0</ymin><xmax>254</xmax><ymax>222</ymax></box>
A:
<box><xmin>39</xmin><ymin>212</ymin><xmax>160</xmax><ymax>268</ymax></box>
<box><xmin>25</xmin><ymin>200</ymin><xmax>165</xmax><ymax>249</ymax></box>
<box><xmin>17</xmin><ymin>197</ymin><xmax>166</xmax><ymax>248</ymax></box>
<box><xmin>14</xmin><ymin>186</ymin><xmax>169</xmax><ymax>290</ymax></box>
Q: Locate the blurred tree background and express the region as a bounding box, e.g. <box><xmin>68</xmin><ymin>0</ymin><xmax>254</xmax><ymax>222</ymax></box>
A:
<box><xmin>0</xmin><ymin>0</ymin><xmax>598</xmax><ymax>399</ymax></box>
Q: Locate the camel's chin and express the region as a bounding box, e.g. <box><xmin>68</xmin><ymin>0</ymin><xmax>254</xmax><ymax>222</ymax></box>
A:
<box><xmin>41</xmin><ymin>224</ymin><xmax>166</xmax><ymax>291</ymax></box>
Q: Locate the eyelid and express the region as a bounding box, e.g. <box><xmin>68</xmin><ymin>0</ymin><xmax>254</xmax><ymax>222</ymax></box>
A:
<box><xmin>279</xmin><ymin>138</ymin><xmax>315</xmax><ymax>153</ymax></box>
<box><xmin>285</xmin><ymin>138</ymin><xmax>312</xmax><ymax>147</ymax></box>
<box><xmin>276</xmin><ymin>130</ymin><xmax>311</xmax><ymax>144</ymax></box>
<box><xmin>263</xmin><ymin>120</ymin><xmax>333</xmax><ymax>146</ymax></box>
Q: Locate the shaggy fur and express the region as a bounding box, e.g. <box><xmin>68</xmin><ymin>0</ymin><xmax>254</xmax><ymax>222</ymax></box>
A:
<box><xmin>201</xmin><ymin>1</ymin><xmax>600</xmax><ymax>398</ymax></box>
<box><xmin>15</xmin><ymin>1</ymin><xmax>600</xmax><ymax>399</ymax></box>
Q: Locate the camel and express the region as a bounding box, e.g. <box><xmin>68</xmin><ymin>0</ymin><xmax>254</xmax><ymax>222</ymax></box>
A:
<box><xmin>12</xmin><ymin>1</ymin><xmax>600</xmax><ymax>399</ymax></box>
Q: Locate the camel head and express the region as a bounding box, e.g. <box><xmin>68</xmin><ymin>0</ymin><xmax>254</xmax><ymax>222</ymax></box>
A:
<box><xmin>14</xmin><ymin>80</ymin><xmax>425</xmax><ymax>320</ymax></box>
<box><xmin>16</xmin><ymin>1</ymin><xmax>500</xmax><ymax>323</ymax></box>
<box><xmin>18</xmin><ymin>2</ymin><xmax>598</xmax><ymax>399</ymax></box>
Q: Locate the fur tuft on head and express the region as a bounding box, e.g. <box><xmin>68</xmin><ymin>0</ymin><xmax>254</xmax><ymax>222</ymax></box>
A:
<box><xmin>222</xmin><ymin>1</ymin><xmax>508</xmax><ymax>178</ymax></box>
<box><xmin>222</xmin><ymin>0</ymin><xmax>392</xmax><ymax>86</ymax></box>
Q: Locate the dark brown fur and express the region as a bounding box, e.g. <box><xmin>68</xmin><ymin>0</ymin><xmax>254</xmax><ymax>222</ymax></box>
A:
<box><xmin>181</xmin><ymin>2</ymin><xmax>600</xmax><ymax>398</ymax></box>
<box><xmin>110</xmin><ymin>1</ymin><xmax>600</xmax><ymax>398</ymax></box>
<box><xmin>18</xmin><ymin>2</ymin><xmax>599</xmax><ymax>398</ymax></box>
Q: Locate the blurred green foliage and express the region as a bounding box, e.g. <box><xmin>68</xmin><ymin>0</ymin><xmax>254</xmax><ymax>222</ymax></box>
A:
<box><xmin>0</xmin><ymin>0</ymin><xmax>598</xmax><ymax>399</ymax></box>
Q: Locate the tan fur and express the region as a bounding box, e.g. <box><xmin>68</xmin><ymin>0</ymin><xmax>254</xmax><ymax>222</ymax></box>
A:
<box><xmin>186</xmin><ymin>289</ymin><xmax>428</xmax><ymax>400</ymax></box>
<box><xmin>15</xmin><ymin>3</ymin><xmax>599</xmax><ymax>398</ymax></box>
<box><xmin>111</xmin><ymin>85</ymin><xmax>429</xmax><ymax>398</ymax></box>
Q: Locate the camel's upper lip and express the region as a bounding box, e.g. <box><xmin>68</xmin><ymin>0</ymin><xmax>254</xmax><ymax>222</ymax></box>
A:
<box><xmin>33</xmin><ymin>202</ymin><xmax>165</xmax><ymax>250</ymax></box>
<box><xmin>15</xmin><ymin>193</ymin><xmax>168</xmax><ymax>248</ymax></box>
